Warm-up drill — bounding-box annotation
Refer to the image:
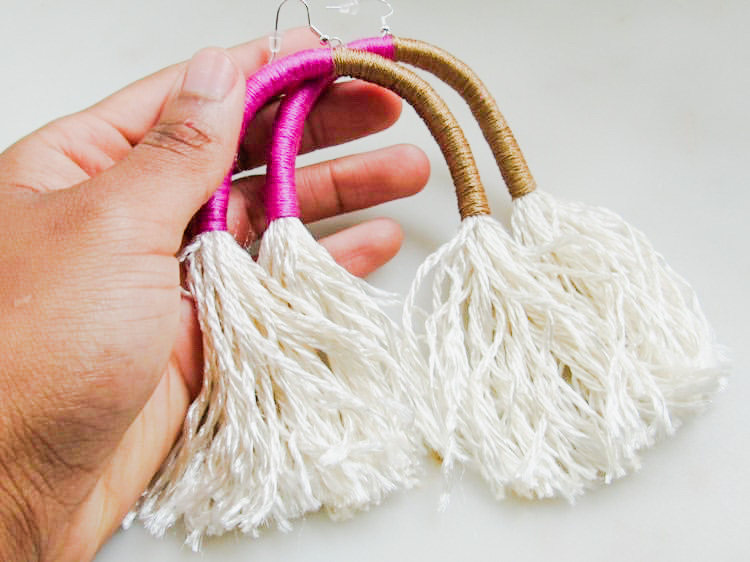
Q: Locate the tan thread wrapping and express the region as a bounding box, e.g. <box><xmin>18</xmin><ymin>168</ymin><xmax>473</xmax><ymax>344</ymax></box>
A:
<box><xmin>333</xmin><ymin>48</ymin><xmax>490</xmax><ymax>219</ymax></box>
<box><xmin>394</xmin><ymin>37</ymin><xmax>536</xmax><ymax>200</ymax></box>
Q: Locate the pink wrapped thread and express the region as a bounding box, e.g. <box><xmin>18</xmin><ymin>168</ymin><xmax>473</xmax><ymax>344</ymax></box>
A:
<box><xmin>193</xmin><ymin>47</ymin><xmax>336</xmax><ymax>233</ymax></box>
<box><xmin>266</xmin><ymin>37</ymin><xmax>395</xmax><ymax>221</ymax></box>
<box><xmin>195</xmin><ymin>37</ymin><xmax>396</xmax><ymax>231</ymax></box>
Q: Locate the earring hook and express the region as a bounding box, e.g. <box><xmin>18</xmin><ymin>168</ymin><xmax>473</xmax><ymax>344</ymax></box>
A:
<box><xmin>326</xmin><ymin>0</ymin><xmax>395</xmax><ymax>36</ymax></box>
<box><xmin>270</xmin><ymin>0</ymin><xmax>340</xmax><ymax>63</ymax></box>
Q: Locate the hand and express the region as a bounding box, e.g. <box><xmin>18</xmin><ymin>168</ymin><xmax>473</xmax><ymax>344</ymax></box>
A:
<box><xmin>0</xmin><ymin>30</ymin><xmax>429</xmax><ymax>561</ymax></box>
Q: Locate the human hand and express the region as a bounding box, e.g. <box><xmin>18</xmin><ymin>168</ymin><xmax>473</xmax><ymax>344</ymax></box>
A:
<box><xmin>0</xmin><ymin>30</ymin><xmax>429</xmax><ymax>561</ymax></box>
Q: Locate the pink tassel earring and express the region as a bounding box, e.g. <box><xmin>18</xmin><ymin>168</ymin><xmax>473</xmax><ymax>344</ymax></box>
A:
<box><xmin>131</xmin><ymin>44</ymin><xmax>425</xmax><ymax>549</ymax></box>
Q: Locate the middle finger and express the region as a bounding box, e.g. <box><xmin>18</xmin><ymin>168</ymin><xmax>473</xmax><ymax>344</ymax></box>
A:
<box><xmin>227</xmin><ymin>143</ymin><xmax>430</xmax><ymax>246</ymax></box>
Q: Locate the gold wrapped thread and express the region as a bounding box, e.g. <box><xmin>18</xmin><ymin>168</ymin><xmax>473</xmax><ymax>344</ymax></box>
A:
<box><xmin>333</xmin><ymin>48</ymin><xmax>490</xmax><ymax>219</ymax></box>
<box><xmin>393</xmin><ymin>37</ymin><xmax>536</xmax><ymax>200</ymax></box>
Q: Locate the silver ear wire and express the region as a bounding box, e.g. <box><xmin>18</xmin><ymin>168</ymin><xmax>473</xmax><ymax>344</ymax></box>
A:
<box><xmin>270</xmin><ymin>0</ymin><xmax>340</xmax><ymax>63</ymax></box>
<box><xmin>376</xmin><ymin>0</ymin><xmax>394</xmax><ymax>36</ymax></box>
<box><xmin>326</xmin><ymin>0</ymin><xmax>395</xmax><ymax>37</ymax></box>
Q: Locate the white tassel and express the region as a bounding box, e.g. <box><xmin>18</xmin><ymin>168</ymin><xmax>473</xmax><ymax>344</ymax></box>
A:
<box><xmin>258</xmin><ymin>217</ymin><xmax>439</xmax><ymax>453</ymax></box>
<box><xmin>134</xmin><ymin>230</ymin><xmax>421</xmax><ymax>550</ymax></box>
<box><xmin>134</xmin><ymin>232</ymin><xmax>298</xmax><ymax>549</ymax></box>
<box><xmin>511</xmin><ymin>190</ymin><xmax>728</xmax><ymax>424</ymax></box>
<box><xmin>258</xmin><ymin>218</ymin><xmax>400</xmax><ymax>333</ymax></box>
<box><xmin>404</xmin><ymin>215</ymin><xmax>690</xmax><ymax>501</ymax></box>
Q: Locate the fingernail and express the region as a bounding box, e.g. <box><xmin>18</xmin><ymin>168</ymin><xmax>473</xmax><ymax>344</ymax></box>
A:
<box><xmin>182</xmin><ymin>49</ymin><xmax>237</xmax><ymax>101</ymax></box>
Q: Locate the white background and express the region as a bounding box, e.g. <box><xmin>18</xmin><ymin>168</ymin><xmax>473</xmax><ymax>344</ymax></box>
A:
<box><xmin>1</xmin><ymin>1</ymin><xmax>748</xmax><ymax>560</ymax></box>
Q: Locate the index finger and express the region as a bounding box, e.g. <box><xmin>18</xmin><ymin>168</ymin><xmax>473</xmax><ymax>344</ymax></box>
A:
<box><xmin>88</xmin><ymin>28</ymin><xmax>327</xmax><ymax>146</ymax></box>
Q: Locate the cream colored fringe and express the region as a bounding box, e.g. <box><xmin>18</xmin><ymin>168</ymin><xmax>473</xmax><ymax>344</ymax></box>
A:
<box><xmin>130</xmin><ymin>231</ymin><xmax>422</xmax><ymax>550</ymax></box>
<box><xmin>403</xmin><ymin>215</ymin><xmax>721</xmax><ymax>501</ymax></box>
<box><xmin>512</xmin><ymin>191</ymin><xmax>728</xmax><ymax>421</ymax></box>
<box><xmin>259</xmin><ymin>218</ymin><xmax>440</xmax><ymax>454</ymax></box>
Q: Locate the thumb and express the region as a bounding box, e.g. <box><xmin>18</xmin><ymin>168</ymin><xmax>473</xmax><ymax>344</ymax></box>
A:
<box><xmin>92</xmin><ymin>48</ymin><xmax>246</xmax><ymax>250</ymax></box>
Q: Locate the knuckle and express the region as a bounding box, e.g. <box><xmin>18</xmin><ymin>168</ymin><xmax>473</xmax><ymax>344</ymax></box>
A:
<box><xmin>323</xmin><ymin>159</ymin><xmax>346</xmax><ymax>215</ymax></box>
<box><xmin>140</xmin><ymin>120</ymin><xmax>218</xmax><ymax>160</ymax></box>
<box><xmin>304</xmin><ymin>113</ymin><xmax>328</xmax><ymax>153</ymax></box>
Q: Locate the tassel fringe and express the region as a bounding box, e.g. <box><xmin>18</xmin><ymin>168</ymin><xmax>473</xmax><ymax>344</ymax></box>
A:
<box><xmin>258</xmin><ymin>217</ymin><xmax>438</xmax><ymax>453</ymax></box>
<box><xmin>132</xmin><ymin>231</ymin><xmax>422</xmax><ymax>550</ymax></box>
<box><xmin>403</xmin><ymin>215</ymin><xmax>721</xmax><ymax>501</ymax></box>
<box><xmin>511</xmin><ymin>190</ymin><xmax>728</xmax><ymax>420</ymax></box>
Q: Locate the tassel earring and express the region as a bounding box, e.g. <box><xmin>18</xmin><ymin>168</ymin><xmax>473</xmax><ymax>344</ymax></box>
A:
<box><xmin>383</xmin><ymin>28</ymin><xmax>729</xmax><ymax>454</ymax></box>
<box><xmin>256</xmin><ymin>42</ymin><xmax>412</xmax><ymax>460</ymax></box>
<box><xmin>386</xmin><ymin>31</ymin><xmax>728</xmax><ymax>474</ymax></box>
<box><xmin>131</xmin><ymin>45</ymin><xmax>435</xmax><ymax>549</ymax></box>
<box><xmin>257</xmin><ymin>40</ymin><xmax>470</xmax><ymax>457</ymax></box>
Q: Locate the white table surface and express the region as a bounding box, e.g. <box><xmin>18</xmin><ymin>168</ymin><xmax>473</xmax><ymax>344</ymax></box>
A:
<box><xmin>2</xmin><ymin>1</ymin><xmax>748</xmax><ymax>560</ymax></box>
